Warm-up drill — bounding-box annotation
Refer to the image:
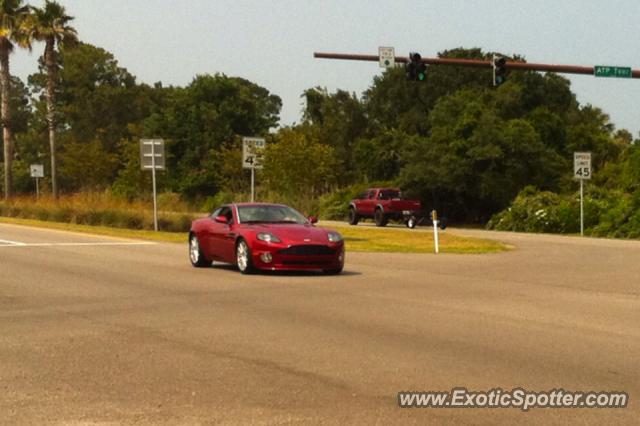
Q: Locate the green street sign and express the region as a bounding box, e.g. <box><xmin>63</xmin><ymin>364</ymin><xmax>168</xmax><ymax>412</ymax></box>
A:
<box><xmin>594</xmin><ymin>65</ymin><xmax>632</xmax><ymax>78</ymax></box>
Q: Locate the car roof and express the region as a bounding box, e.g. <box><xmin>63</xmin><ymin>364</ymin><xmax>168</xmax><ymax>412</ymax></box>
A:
<box><xmin>232</xmin><ymin>202</ymin><xmax>288</xmax><ymax>207</ymax></box>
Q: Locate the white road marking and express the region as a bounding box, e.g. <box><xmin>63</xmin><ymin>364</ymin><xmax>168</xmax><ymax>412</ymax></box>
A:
<box><xmin>0</xmin><ymin>241</ymin><xmax>156</xmax><ymax>248</ymax></box>
<box><xmin>0</xmin><ymin>239</ymin><xmax>27</xmax><ymax>246</ymax></box>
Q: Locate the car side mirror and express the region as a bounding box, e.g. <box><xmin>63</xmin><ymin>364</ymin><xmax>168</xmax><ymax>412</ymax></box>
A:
<box><xmin>214</xmin><ymin>215</ymin><xmax>229</xmax><ymax>224</ymax></box>
<box><xmin>308</xmin><ymin>216</ymin><xmax>318</xmax><ymax>224</ymax></box>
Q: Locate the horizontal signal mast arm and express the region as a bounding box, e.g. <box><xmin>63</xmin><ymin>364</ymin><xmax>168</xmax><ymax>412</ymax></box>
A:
<box><xmin>313</xmin><ymin>52</ymin><xmax>640</xmax><ymax>78</ymax></box>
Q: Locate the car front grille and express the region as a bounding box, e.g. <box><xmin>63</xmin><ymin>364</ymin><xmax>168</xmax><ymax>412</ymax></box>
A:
<box><xmin>278</xmin><ymin>245</ymin><xmax>336</xmax><ymax>256</ymax></box>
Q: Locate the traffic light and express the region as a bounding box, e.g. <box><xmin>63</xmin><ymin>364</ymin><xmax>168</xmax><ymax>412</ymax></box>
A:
<box><xmin>406</xmin><ymin>52</ymin><xmax>427</xmax><ymax>81</ymax></box>
<box><xmin>493</xmin><ymin>55</ymin><xmax>507</xmax><ymax>86</ymax></box>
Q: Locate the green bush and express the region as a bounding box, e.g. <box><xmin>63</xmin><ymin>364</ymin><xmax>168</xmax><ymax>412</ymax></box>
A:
<box><xmin>489</xmin><ymin>186</ymin><xmax>640</xmax><ymax>238</ymax></box>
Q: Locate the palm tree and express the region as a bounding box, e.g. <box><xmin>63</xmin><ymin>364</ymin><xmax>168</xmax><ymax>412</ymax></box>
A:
<box><xmin>0</xmin><ymin>0</ymin><xmax>29</xmax><ymax>200</ymax></box>
<box><xmin>25</xmin><ymin>0</ymin><xmax>77</xmax><ymax>198</ymax></box>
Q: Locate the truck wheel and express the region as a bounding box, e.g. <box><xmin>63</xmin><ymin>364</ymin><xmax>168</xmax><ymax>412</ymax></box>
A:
<box><xmin>348</xmin><ymin>207</ymin><xmax>359</xmax><ymax>225</ymax></box>
<box><xmin>374</xmin><ymin>209</ymin><xmax>388</xmax><ymax>227</ymax></box>
<box><xmin>406</xmin><ymin>217</ymin><xmax>416</xmax><ymax>229</ymax></box>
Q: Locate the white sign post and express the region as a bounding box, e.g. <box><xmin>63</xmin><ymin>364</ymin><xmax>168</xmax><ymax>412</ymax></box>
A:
<box><xmin>140</xmin><ymin>139</ymin><xmax>165</xmax><ymax>231</ymax></box>
<box><xmin>30</xmin><ymin>164</ymin><xmax>44</xmax><ymax>199</ymax></box>
<box><xmin>242</xmin><ymin>137</ymin><xmax>265</xmax><ymax>202</ymax></box>
<box><xmin>378</xmin><ymin>46</ymin><xmax>395</xmax><ymax>68</ymax></box>
<box><xmin>573</xmin><ymin>152</ymin><xmax>592</xmax><ymax>236</ymax></box>
<box><xmin>431</xmin><ymin>210</ymin><xmax>440</xmax><ymax>254</ymax></box>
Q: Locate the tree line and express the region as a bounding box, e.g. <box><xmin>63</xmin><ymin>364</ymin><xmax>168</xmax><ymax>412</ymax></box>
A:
<box><xmin>1</xmin><ymin>0</ymin><xmax>76</xmax><ymax>200</ymax></box>
<box><xmin>0</xmin><ymin>2</ymin><xmax>636</xmax><ymax>224</ymax></box>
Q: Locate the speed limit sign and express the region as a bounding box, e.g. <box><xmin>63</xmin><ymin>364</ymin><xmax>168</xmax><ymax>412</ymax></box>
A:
<box><xmin>574</xmin><ymin>152</ymin><xmax>591</xmax><ymax>180</ymax></box>
<box><xmin>242</xmin><ymin>137</ymin><xmax>265</xmax><ymax>169</ymax></box>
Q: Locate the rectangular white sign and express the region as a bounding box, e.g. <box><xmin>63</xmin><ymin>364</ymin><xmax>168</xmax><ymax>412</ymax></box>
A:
<box><xmin>242</xmin><ymin>137</ymin><xmax>265</xmax><ymax>169</ymax></box>
<box><xmin>140</xmin><ymin>139</ymin><xmax>165</xmax><ymax>170</ymax></box>
<box><xmin>30</xmin><ymin>164</ymin><xmax>44</xmax><ymax>178</ymax></box>
<box><xmin>574</xmin><ymin>152</ymin><xmax>591</xmax><ymax>180</ymax></box>
<box><xmin>379</xmin><ymin>46</ymin><xmax>395</xmax><ymax>68</ymax></box>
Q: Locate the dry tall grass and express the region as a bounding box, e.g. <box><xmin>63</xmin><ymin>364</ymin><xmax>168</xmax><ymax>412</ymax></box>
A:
<box><xmin>0</xmin><ymin>192</ymin><xmax>198</xmax><ymax>232</ymax></box>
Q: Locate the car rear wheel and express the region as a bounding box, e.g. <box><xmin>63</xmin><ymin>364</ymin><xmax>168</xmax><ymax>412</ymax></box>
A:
<box><xmin>348</xmin><ymin>207</ymin><xmax>359</xmax><ymax>225</ymax></box>
<box><xmin>236</xmin><ymin>239</ymin><xmax>255</xmax><ymax>274</ymax></box>
<box><xmin>189</xmin><ymin>234</ymin><xmax>211</xmax><ymax>267</ymax></box>
<box><xmin>374</xmin><ymin>209</ymin><xmax>388</xmax><ymax>227</ymax></box>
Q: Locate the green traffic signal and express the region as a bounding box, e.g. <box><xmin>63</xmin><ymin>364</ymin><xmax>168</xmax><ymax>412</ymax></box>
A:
<box><xmin>493</xmin><ymin>56</ymin><xmax>507</xmax><ymax>86</ymax></box>
<box><xmin>406</xmin><ymin>52</ymin><xmax>427</xmax><ymax>82</ymax></box>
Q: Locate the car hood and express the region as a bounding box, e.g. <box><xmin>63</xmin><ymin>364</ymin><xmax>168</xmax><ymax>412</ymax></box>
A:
<box><xmin>244</xmin><ymin>224</ymin><xmax>332</xmax><ymax>244</ymax></box>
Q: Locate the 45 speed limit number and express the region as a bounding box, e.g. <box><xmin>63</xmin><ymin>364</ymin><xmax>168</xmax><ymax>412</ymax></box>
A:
<box><xmin>574</xmin><ymin>152</ymin><xmax>591</xmax><ymax>180</ymax></box>
<box><xmin>243</xmin><ymin>137</ymin><xmax>265</xmax><ymax>169</ymax></box>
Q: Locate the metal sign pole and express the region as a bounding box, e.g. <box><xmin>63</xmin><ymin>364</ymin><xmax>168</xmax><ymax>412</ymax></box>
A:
<box><xmin>251</xmin><ymin>167</ymin><xmax>255</xmax><ymax>202</ymax></box>
<box><xmin>36</xmin><ymin>177</ymin><xmax>39</xmax><ymax>200</ymax></box>
<box><xmin>151</xmin><ymin>141</ymin><xmax>158</xmax><ymax>232</ymax></box>
<box><xmin>580</xmin><ymin>179</ymin><xmax>584</xmax><ymax>237</ymax></box>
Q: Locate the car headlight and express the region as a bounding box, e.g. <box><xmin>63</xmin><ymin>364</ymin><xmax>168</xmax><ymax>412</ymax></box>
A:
<box><xmin>257</xmin><ymin>232</ymin><xmax>281</xmax><ymax>243</ymax></box>
<box><xmin>327</xmin><ymin>232</ymin><xmax>342</xmax><ymax>242</ymax></box>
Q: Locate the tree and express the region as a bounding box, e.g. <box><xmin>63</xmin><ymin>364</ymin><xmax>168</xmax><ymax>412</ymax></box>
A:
<box><xmin>399</xmin><ymin>88</ymin><xmax>565</xmax><ymax>221</ymax></box>
<box><xmin>24</xmin><ymin>0</ymin><xmax>77</xmax><ymax>198</ymax></box>
<box><xmin>262</xmin><ymin>128</ymin><xmax>336</xmax><ymax>204</ymax></box>
<box><xmin>141</xmin><ymin>74</ymin><xmax>281</xmax><ymax>198</ymax></box>
<box><xmin>0</xmin><ymin>0</ymin><xmax>29</xmax><ymax>199</ymax></box>
<box><xmin>301</xmin><ymin>87</ymin><xmax>367</xmax><ymax>184</ymax></box>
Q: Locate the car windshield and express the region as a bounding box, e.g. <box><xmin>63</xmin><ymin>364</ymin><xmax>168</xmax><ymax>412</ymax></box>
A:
<box><xmin>237</xmin><ymin>205</ymin><xmax>308</xmax><ymax>224</ymax></box>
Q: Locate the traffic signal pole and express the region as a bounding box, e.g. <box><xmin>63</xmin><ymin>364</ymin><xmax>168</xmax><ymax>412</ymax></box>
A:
<box><xmin>313</xmin><ymin>52</ymin><xmax>640</xmax><ymax>78</ymax></box>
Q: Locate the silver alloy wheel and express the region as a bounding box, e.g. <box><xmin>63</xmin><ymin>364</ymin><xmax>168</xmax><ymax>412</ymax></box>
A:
<box><xmin>190</xmin><ymin>235</ymin><xmax>200</xmax><ymax>264</ymax></box>
<box><xmin>237</xmin><ymin>240</ymin><xmax>249</xmax><ymax>271</ymax></box>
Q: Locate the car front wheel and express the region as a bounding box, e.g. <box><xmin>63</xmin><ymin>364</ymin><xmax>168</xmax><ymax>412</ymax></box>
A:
<box><xmin>189</xmin><ymin>234</ymin><xmax>211</xmax><ymax>267</ymax></box>
<box><xmin>236</xmin><ymin>239</ymin><xmax>255</xmax><ymax>274</ymax></box>
<box><xmin>348</xmin><ymin>207</ymin><xmax>359</xmax><ymax>225</ymax></box>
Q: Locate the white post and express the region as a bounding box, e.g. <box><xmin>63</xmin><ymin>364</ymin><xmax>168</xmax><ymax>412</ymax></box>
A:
<box><xmin>250</xmin><ymin>167</ymin><xmax>255</xmax><ymax>202</ymax></box>
<box><xmin>151</xmin><ymin>141</ymin><xmax>158</xmax><ymax>232</ymax></box>
<box><xmin>433</xmin><ymin>220</ymin><xmax>440</xmax><ymax>254</ymax></box>
<box><xmin>580</xmin><ymin>179</ymin><xmax>584</xmax><ymax>237</ymax></box>
<box><xmin>35</xmin><ymin>177</ymin><xmax>39</xmax><ymax>200</ymax></box>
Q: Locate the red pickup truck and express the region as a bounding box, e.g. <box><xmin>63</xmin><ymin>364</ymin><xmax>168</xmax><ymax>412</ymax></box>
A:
<box><xmin>348</xmin><ymin>188</ymin><xmax>422</xmax><ymax>228</ymax></box>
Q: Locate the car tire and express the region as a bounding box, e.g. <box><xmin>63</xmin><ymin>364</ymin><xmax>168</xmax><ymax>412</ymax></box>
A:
<box><xmin>348</xmin><ymin>207</ymin><xmax>359</xmax><ymax>225</ymax></box>
<box><xmin>374</xmin><ymin>209</ymin><xmax>388</xmax><ymax>227</ymax></box>
<box><xmin>236</xmin><ymin>239</ymin><xmax>255</xmax><ymax>274</ymax></box>
<box><xmin>406</xmin><ymin>217</ymin><xmax>416</xmax><ymax>229</ymax></box>
<box><xmin>189</xmin><ymin>233</ymin><xmax>211</xmax><ymax>267</ymax></box>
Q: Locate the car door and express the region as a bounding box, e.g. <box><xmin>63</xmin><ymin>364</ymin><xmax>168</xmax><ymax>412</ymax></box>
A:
<box><xmin>207</xmin><ymin>206</ymin><xmax>235</xmax><ymax>262</ymax></box>
<box><xmin>362</xmin><ymin>190</ymin><xmax>378</xmax><ymax>217</ymax></box>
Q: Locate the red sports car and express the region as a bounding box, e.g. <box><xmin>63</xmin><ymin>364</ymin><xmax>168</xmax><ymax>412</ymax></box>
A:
<box><xmin>189</xmin><ymin>203</ymin><xmax>345</xmax><ymax>274</ymax></box>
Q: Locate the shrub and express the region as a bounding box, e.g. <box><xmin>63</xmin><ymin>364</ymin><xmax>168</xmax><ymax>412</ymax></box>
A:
<box><xmin>489</xmin><ymin>186</ymin><xmax>640</xmax><ymax>238</ymax></box>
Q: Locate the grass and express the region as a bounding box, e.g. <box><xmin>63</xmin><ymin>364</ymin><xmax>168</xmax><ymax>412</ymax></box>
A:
<box><xmin>0</xmin><ymin>216</ymin><xmax>509</xmax><ymax>254</ymax></box>
<box><xmin>329</xmin><ymin>224</ymin><xmax>509</xmax><ymax>254</ymax></box>
<box><xmin>0</xmin><ymin>216</ymin><xmax>187</xmax><ymax>243</ymax></box>
<box><xmin>0</xmin><ymin>193</ymin><xmax>197</xmax><ymax>232</ymax></box>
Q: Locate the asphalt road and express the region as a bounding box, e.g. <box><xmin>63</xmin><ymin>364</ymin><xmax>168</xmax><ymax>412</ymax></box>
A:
<box><xmin>1</xmin><ymin>222</ymin><xmax>638</xmax><ymax>424</ymax></box>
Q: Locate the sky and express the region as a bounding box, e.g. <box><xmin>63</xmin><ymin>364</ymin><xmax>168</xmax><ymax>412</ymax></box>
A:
<box><xmin>12</xmin><ymin>0</ymin><xmax>640</xmax><ymax>137</ymax></box>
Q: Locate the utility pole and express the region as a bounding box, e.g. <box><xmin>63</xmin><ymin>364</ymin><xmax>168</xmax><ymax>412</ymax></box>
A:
<box><xmin>314</xmin><ymin>52</ymin><xmax>640</xmax><ymax>79</ymax></box>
